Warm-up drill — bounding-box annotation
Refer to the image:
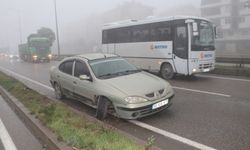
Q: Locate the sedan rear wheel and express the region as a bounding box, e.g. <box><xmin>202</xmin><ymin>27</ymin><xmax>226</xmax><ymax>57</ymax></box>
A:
<box><xmin>54</xmin><ymin>83</ymin><xmax>64</xmax><ymax>100</ymax></box>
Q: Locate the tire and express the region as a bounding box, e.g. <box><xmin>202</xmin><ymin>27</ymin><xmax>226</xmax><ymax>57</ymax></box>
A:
<box><xmin>96</xmin><ymin>97</ymin><xmax>110</xmax><ymax>120</ymax></box>
<box><xmin>160</xmin><ymin>63</ymin><xmax>175</xmax><ymax>80</ymax></box>
<box><xmin>54</xmin><ymin>82</ymin><xmax>65</xmax><ymax>100</ymax></box>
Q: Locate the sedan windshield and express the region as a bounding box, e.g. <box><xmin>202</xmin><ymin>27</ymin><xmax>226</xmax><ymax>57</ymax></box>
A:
<box><xmin>89</xmin><ymin>57</ymin><xmax>140</xmax><ymax>79</ymax></box>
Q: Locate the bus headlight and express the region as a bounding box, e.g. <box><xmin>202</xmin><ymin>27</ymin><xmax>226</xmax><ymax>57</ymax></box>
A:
<box><xmin>124</xmin><ymin>96</ymin><xmax>148</xmax><ymax>104</ymax></box>
<box><xmin>192</xmin><ymin>68</ymin><xmax>197</xmax><ymax>72</ymax></box>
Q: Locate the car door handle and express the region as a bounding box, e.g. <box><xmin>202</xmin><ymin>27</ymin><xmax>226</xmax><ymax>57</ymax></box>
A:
<box><xmin>73</xmin><ymin>81</ymin><xmax>77</xmax><ymax>84</ymax></box>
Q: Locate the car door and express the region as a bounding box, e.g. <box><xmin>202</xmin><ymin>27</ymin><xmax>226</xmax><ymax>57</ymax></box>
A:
<box><xmin>57</xmin><ymin>59</ymin><xmax>75</xmax><ymax>95</ymax></box>
<box><xmin>73</xmin><ymin>59</ymin><xmax>96</xmax><ymax>102</ymax></box>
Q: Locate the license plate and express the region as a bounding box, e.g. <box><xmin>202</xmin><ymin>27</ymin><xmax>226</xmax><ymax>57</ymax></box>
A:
<box><xmin>152</xmin><ymin>99</ymin><xmax>168</xmax><ymax>110</ymax></box>
<box><xmin>203</xmin><ymin>68</ymin><xmax>210</xmax><ymax>72</ymax></box>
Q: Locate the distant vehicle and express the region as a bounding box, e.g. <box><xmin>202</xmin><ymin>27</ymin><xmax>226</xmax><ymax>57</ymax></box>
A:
<box><xmin>19</xmin><ymin>37</ymin><xmax>52</xmax><ymax>63</ymax></box>
<box><xmin>102</xmin><ymin>16</ymin><xmax>216</xmax><ymax>79</ymax></box>
<box><xmin>9</xmin><ymin>54</ymin><xmax>19</xmax><ymax>60</ymax></box>
<box><xmin>50</xmin><ymin>53</ymin><xmax>174</xmax><ymax>120</ymax></box>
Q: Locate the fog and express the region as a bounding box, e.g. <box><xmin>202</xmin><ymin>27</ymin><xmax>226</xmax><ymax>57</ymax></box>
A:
<box><xmin>0</xmin><ymin>0</ymin><xmax>200</xmax><ymax>54</ymax></box>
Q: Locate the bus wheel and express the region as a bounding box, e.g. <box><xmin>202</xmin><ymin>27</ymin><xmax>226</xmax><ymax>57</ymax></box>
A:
<box><xmin>160</xmin><ymin>63</ymin><xmax>175</xmax><ymax>80</ymax></box>
<box><xmin>96</xmin><ymin>97</ymin><xmax>110</xmax><ymax>120</ymax></box>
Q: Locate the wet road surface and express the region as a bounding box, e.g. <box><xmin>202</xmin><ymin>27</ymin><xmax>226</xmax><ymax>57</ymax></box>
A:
<box><xmin>0</xmin><ymin>59</ymin><xmax>250</xmax><ymax>150</ymax></box>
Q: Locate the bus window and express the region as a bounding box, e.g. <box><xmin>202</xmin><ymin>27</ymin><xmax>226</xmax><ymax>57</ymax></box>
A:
<box><xmin>150</xmin><ymin>22</ymin><xmax>171</xmax><ymax>41</ymax></box>
<box><xmin>174</xmin><ymin>26</ymin><xmax>188</xmax><ymax>59</ymax></box>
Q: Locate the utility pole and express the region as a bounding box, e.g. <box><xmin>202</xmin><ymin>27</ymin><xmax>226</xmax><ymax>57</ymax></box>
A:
<box><xmin>18</xmin><ymin>11</ymin><xmax>23</xmax><ymax>44</ymax></box>
<box><xmin>54</xmin><ymin>0</ymin><xmax>61</xmax><ymax>57</ymax></box>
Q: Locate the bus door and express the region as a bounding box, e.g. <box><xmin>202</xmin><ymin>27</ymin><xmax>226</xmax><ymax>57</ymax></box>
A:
<box><xmin>173</xmin><ymin>21</ymin><xmax>189</xmax><ymax>75</ymax></box>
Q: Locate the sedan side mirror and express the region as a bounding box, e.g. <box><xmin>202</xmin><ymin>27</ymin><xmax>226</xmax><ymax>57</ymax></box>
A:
<box><xmin>79</xmin><ymin>75</ymin><xmax>91</xmax><ymax>81</ymax></box>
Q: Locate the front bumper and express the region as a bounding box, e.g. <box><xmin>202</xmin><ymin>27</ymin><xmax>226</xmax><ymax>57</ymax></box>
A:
<box><xmin>115</xmin><ymin>94</ymin><xmax>174</xmax><ymax>119</ymax></box>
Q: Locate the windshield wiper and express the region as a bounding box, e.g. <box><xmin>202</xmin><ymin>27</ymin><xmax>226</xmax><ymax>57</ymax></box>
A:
<box><xmin>118</xmin><ymin>69</ymin><xmax>141</xmax><ymax>75</ymax></box>
<box><xmin>98</xmin><ymin>70</ymin><xmax>141</xmax><ymax>79</ymax></box>
<box><xmin>98</xmin><ymin>72</ymin><xmax>123</xmax><ymax>78</ymax></box>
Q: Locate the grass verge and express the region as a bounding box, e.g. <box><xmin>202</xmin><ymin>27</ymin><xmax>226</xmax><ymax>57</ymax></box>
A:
<box><xmin>0</xmin><ymin>71</ymin><xmax>143</xmax><ymax>150</ymax></box>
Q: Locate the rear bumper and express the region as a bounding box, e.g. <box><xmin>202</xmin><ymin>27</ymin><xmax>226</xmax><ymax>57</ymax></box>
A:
<box><xmin>115</xmin><ymin>94</ymin><xmax>174</xmax><ymax>119</ymax></box>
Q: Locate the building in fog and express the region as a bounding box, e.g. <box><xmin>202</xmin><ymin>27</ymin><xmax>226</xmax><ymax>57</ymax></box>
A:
<box><xmin>201</xmin><ymin>0</ymin><xmax>250</xmax><ymax>57</ymax></box>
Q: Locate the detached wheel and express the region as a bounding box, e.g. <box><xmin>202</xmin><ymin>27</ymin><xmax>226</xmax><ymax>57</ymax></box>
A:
<box><xmin>54</xmin><ymin>83</ymin><xmax>65</xmax><ymax>100</ymax></box>
<box><xmin>160</xmin><ymin>63</ymin><xmax>175</xmax><ymax>80</ymax></box>
<box><xmin>96</xmin><ymin>97</ymin><xmax>110</xmax><ymax>120</ymax></box>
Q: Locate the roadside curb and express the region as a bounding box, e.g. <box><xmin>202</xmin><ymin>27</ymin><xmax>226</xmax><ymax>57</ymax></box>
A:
<box><xmin>0</xmin><ymin>85</ymin><xmax>161</xmax><ymax>150</ymax></box>
<box><xmin>0</xmin><ymin>86</ymin><xmax>71</xmax><ymax>150</ymax></box>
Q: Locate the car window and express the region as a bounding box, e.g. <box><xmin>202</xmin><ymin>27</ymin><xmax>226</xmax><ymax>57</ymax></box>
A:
<box><xmin>89</xmin><ymin>57</ymin><xmax>139</xmax><ymax>79</ymax></box>
<box><xmin>74</xmin><ymin>60</ymin><xmax>90</xmax><ymax>77</ymax></box>
<box><xmin>59</xmin><ymin>60</ymin><xmax>74</xmax><ymax>75</ymax></box>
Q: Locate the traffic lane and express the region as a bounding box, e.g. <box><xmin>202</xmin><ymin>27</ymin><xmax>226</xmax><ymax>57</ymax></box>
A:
<box><xmin>139</xmin><ymin>90</ymin><xmax>250</xmax><ymax>150</ymax></box>
<box><xmin>0</xmin><ymin>59</ymin><xmax>55</xmax><ymax>86</ymax></box>
<box><xmin>0</xmin><ymin>96</ymin><xmax>43</xmax><ymax>150</ymax></box>
<box><xmin>169</xmin><ymin>74</ymin><xmax>250</xmax><ymax>100</ymax></box>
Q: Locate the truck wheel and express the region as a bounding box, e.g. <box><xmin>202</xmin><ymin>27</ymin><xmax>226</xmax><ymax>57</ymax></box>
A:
<box><xmin>160</xmin><ymin>63</ymin><xmax>175</xmax><ymax>80</ymax></box>
<box><xmin>96</xmin><ymin>97</ymin><xmax>110</xmax><ymax>120</ymax></box>
<box><xmin>54</xmin><ymin>83</ymin><xmax>65</xmax><ymax>100</ymax></box>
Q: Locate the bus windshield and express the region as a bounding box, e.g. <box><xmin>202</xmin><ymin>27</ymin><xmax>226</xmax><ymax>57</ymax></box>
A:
<box><xmin>191</xmin><ymin>20</ymin><xmax>215</xmax><ymax>51</ymax></box>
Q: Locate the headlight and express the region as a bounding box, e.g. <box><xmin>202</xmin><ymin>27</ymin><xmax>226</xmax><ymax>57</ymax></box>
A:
<box><xmin>124</xmin><ymin>96</ymin><xmax>147</xmax><ymax>104</ymax></box>
<box><xmin>33</xmin><ymin>55</ymin><xmax>38</xmax><ymax>59</ymax></box>
<box><xmin>48</xmin><ymin>54</ymin><xmax>52</xmax><ymax>58</ymax></box>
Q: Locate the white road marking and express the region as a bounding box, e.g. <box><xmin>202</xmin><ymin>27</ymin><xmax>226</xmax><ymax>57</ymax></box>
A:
<box><xmin>0</xmin><ymin>66</ymin><xmax>218</xmax><ymax>150</ymax></box>
<box><xmin>129</xmin><ymin>120</ymin><xmax>217</xmax><ymax>150</ymax></box>
<box><xmin>173</xmin><ymin>86</ymin><xmax>231</xmax><ymax>97</ymax></box>
<box><xmin>0</xmin><ymin>66</ymin><xmax>54</xmax><ymax>91</ymax></box>
<box><xmin>0</xmin><ymin>118</ymin><xmax>17</xmax><ymax>150</ymax></box>
<box><xmin>197</xmin><ymin>74</ymin><xmax>250</xmax><ymax>82</ymax></box>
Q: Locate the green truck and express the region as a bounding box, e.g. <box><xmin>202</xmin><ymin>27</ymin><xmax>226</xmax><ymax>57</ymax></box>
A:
<box><xmin>19</xmin><ymin>37</ymin><xmax>52</xmax><ymax>62</ymax></box>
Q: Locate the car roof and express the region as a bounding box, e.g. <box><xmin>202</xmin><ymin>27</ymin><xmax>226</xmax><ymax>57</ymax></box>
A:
<box><xmin>77</xmin><ymin>53</ymin><xmax>118</xmax><ymax>60</ymax></box>
<box><xmin>63</xmin><ymin>53</ymin><xmax>118</xmax><ymax>61</ymax></box>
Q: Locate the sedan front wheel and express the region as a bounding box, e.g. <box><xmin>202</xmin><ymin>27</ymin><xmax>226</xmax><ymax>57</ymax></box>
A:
<box><xmin>96</xmin><ymin>97</ymin><xmax>110</xmax><ymax>120</ymax></box>
<box><xmin>54</xmin><ymin>83</ymin><xmax>65</xmax><ymax>100</ymax></box>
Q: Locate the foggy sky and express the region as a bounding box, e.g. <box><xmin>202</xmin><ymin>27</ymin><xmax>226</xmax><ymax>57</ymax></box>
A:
<box><xmin>0</xmin><ymin>0</ymin><xmax>200</xmax><ymax>54</ymax></box>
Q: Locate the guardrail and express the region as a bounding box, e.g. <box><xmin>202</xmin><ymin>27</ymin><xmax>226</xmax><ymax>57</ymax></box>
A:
<box><xmin>216</xmin><ymin>57</ymin><xmax>250</xmax><ymax>67</ymax></box>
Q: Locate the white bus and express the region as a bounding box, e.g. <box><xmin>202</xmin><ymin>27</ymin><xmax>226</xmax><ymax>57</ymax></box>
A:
<box><xmin>102</xmin><ymin>16</ymin><xmax>216</xmax><ymax>79</ymax></box>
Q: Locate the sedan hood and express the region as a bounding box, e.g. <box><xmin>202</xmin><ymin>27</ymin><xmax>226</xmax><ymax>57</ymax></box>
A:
<box><xmin>103</xmin><ymin>71</ymin><xmax>166</xmax><ymax>97</ymax></box>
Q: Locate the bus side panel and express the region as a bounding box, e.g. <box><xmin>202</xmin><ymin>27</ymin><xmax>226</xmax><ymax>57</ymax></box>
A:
<box><xmin>113</xmin><ymin>41</ymin><xmax>175</xmax><ymax>72</ymax></box>
<box><xmin>102</xmin><ymin>44</ymin><xmax>115</xmax><ymax>54</ymax></box>
<box><xmin>126</xmin><ymin>57</ymin><xmax>175</xmax><ymax>73</ymax></box>
<box><xmin>114</xmin><ymin>41</ymin><xmax>173</xmax><ymax>58</ymax></box>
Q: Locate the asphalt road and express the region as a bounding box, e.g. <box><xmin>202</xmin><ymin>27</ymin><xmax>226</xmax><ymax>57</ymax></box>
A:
<box><xmin>0</xmin><ymin>96</ymin><xmax>43</xmax><ymax>150</ymax></box>
<box><xmin>0</xmin><ymin>59</ymin><xmax>250</xmax><ymax>150</ymax></box>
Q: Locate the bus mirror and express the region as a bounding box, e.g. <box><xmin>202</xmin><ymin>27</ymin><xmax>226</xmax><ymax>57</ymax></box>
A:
<box><xmin>192</xmin><ymin>22</ymin><xmax>198</xmax><ymax>32</ymax></box>
<box><xmin>193</xmin><ymin>32</ymin><xmax>199</xmax><ymax>36</ymax></box>
<box><xmin>214</xmin><ymin>26</ymin><xmax>218</xmax><ymax>39</ymax></box>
